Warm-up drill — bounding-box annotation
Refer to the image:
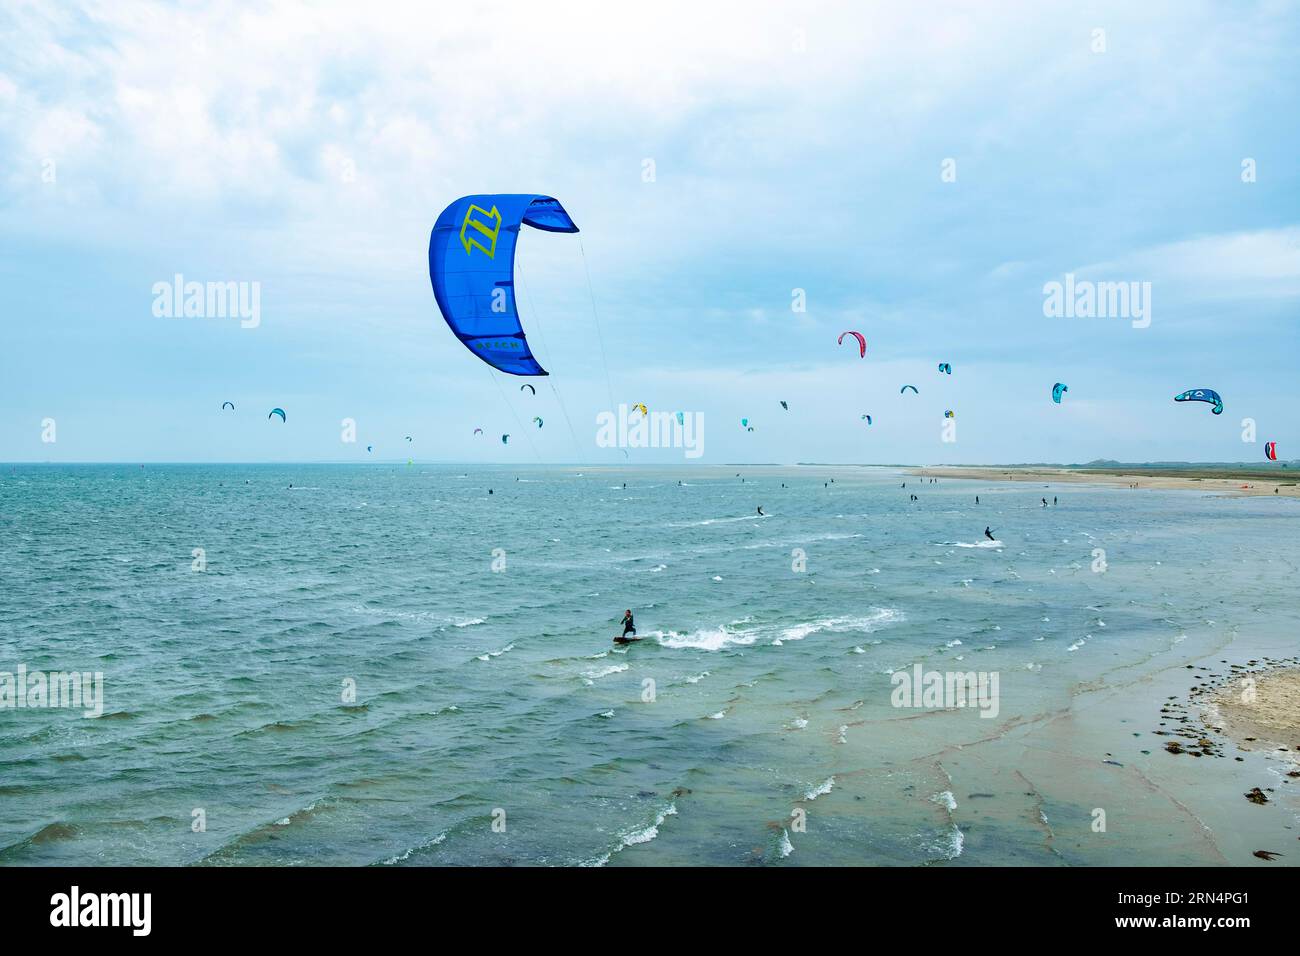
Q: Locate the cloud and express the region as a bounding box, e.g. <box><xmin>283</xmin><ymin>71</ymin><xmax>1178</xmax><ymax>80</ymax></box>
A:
<box><xmin>1075</xmin><ymin>227</ymin><xmax>1300</xmax><ymax>299</ymax></box>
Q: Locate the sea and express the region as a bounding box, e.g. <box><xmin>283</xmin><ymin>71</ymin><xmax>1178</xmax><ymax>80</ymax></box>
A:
<box><xmin>2</xmin><ymin>464</ymin><xmax>1298</xmax><ymax>866</ymax></box>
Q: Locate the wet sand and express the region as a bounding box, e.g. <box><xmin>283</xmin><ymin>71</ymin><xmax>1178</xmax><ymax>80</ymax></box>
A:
<box><xmin>909</xmin><ymin>466</ymin><xmax>1300</xmax><ymax>498</ymax></box>
<box><xmin>1205</xmin><ymin>669</ymin><xmax>1300</xmax><ymax>752</ymax></box>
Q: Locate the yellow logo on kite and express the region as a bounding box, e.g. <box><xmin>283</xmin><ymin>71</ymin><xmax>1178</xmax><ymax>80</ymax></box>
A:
<box><xmin>460</xmin><ymin>204</ymin><xmax>502</xmax><ymax>258</ymax></box>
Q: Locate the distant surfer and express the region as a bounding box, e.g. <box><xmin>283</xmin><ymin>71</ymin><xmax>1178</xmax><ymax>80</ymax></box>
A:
<box><xmin>984</xmin><ymin>526</ymin><xmax>995</xmax><ymax>541</ymax></box>
<box><xmin>620</xmin><ymin>609</ymin><xmax>636</xmax><ymax>639</ymax></box>
<box><xmin>975</xmin><ymin>495</ymin><xmax>979</xmax><ymax>504</ymax></box>
<box><xmin>757</xmin><ymin>506</ymin><xmax>765</xmax><ymax>516</ymax></box>
<box><xmin>1041</xmin><ymin>498</ymin><xmax>1048</xmax><ymax>507</ymax></box>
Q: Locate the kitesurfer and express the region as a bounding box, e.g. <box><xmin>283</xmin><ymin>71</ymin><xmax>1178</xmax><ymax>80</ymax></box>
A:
<box><xmin>757</xmin><ymin>506</ymin><xmax>765</xmax><ymax>516</ymax></box>
<box><xmin>984</xmin><ymin>526</ymin><xmax>994</xmax><ymax>541</ymax></box>
<box><xmin>620</xmin><ymin>609</ymin><xmax>636</xmax><ymax>639</ymax></box>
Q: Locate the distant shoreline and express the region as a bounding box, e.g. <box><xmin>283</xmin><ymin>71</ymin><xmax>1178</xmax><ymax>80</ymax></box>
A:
<box><xmin>909</xmin><ymin>465</ymin><xmax>1300</xmax><ymax>498</ymax></box>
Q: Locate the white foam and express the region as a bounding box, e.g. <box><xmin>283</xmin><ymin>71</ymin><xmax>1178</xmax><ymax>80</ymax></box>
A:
<box><xmin>584</xmin><ymin>804</ymin><xmax>677</xmax><ymax>866</ymax></box>
<box><xmin>804</xmin><ymin>777</ymin><xmax>834</xmax><ymax>801</ymax></box>
<box><xmin>382</xmin><ymin>831</ymin><xmax>446</xmax><ymax>865</ymax></box>
<box><xmin>671</xmin><ymin>514</ymin><xmax>764</xmax><ymax>527</ymax></box>
<box><xmin>653</xmin><ymin>623</ymin><xmax>759</xmax><ymax>651</ymax></box>
<box><xmin>583</xmin><ymin>662</ymin><xmax>629</xmax><ymax>683</ymax></box>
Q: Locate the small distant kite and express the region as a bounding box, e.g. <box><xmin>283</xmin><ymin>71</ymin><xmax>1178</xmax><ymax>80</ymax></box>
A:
<box><xmin>631</xmin><ymin>403</ymin><xmax>648</xmax><ymax>417</ymax></box>
<box><xmin>944</xmin><ymin>410</ymin><xmax>955</xmax><ymax>419</ymax></box>
<box><xmin>740</xmin><ymin>418</ymin><xmax>749</xmax><ymax>428</ymax></box>
<box><xmin>838</xmin><ymin>331</ymin><xmax>866</xmax><ymax>358</ymax></box>
<box><xmin>675</xmin><ymin>411</ymin><xmax>684</xmax><ymax>425</ymax></box>
<box><xmin>1174</xmin><ymin>389</ymin><xmax>1223</xmax><ymax>415</ymax></box>
<box><xmin>1052</xmin><ymin>383</ymin><xmax>1068</xmax><ymax>404</ymax></box>
<box><xmin>367</xmin><ymin>445</ymin><xmax>373</xmax><ymax>453</ymax></box>
<box><xmin>900</xmin><ymin>385</ymin><xmax>918</xmax><ymax>395</ymax></box>
<box><xmin>268</xmin><ymin>407</ymin><xmax>286</xmax><ymax>422</ymax></box>
<box><xmin>861</xmin><ymin>414</ymin><xmax>872</xmax><ymax>425</ymax></box>
<box><xmin>532</xmin><ymin>416</ymin><xmax>543</xmax><ymax>428</ymax></box>
<box><xmin>221</xmin><ymin>401</ymin><xmax>235</xmax><ymax>411</ymax></box>
<box><xmin>938</xmin><ymin>363</ymin><xmax>952</xmax><ymax>375</ymax></box>
<box><xmin>405</xmin><ymin>436</ymin><xmax>413</xmax><ymax>442</ymax></box>
<box><xmin>473</xmin><ymin>428</ymin><xmax>483</xmax><ymax>435</ymax></box>
<box><xmin>520</xmin><ymin>384</ymin><xmax>536</xmax><ymax>395</ymax></box>
<box><xmin>746</xmin><ymin>426</ymin><xmax>755</xmax><ymax>432</ymax></box>
<box><xmin>1265</xmin><ymin>441</ymin><xmax>1278</xmax><ymax>461</ymax></box>
<box><xmin>780</xmin><ymin>401</ymin><xmax>788</xmax><ymax>411</ymax></box>
<box><xmin>501</xmin><ymin>434</ymin><xmax>510</xmax><ymax>444</ymax></box>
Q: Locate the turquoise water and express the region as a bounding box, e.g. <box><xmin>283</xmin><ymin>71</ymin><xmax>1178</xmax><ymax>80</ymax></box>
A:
<box><xmin>2</xmin><ymin>464</ymin><xmax>1298</xmax><ymax>865</ymax></box>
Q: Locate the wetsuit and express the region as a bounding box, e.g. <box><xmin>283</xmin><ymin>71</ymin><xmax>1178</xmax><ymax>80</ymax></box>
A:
<box><xmin>621</xmin><ymin>612</ymin><xmax>635</xmax><ymax>637</ymax></box>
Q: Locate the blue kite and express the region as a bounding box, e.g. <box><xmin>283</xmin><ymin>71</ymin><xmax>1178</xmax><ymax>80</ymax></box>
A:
<box><xmin>428</xmin><ymin>194</ymin><xmax>578</xmax><ymax>376</ymax></box>
<box><xmin>1052</xmin><ymin>383</ymin><xmax>1068</xmax><ymax>404</ymax></box>
<box><xmin>1174</xmin><ymin>388</ymin><xmax>1223</xmax><ymax>415</ymax></box>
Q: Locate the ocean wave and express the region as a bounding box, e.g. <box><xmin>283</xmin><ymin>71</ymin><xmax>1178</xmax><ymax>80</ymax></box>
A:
<box><xmin>584</xmin><ymin>803</ymin><xmax>677</xmax><ymax>866</ymax></box>
<box><xmin>803</xmin><ymin>777</ymin><xmax>834</xmax><ymax>801</ymax></box>
<box><xmin>778</xmin><ymin>609</ymin><xmax>905</xmax><ymax>644</ymax></box>
<box><xmin>583</xmin><ymin>663</ymin><xmax>628</xmax><ymax>683</ymax></box>
<box><xmin>654</xmin><ymin>608</ymin><xmax>902</xmax><ymax>652</ymax></box>
<box><xmin>652</xmin><ymin>622</ymin><xmax>759</xmax><ymax>651</ymax></box>
<box><xmin>670</xmin><ymin>514</ymin><xmax>765</xmax><ymax>527</ymax></box>
<box><xmin>381</xmin><ymin>831</ymin><xmax>447</xmax><ymax>865</ymax></box>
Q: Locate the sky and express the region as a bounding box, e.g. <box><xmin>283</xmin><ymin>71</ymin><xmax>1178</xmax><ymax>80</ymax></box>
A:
<box><xmin>1</xmin><ymin>0</ymin><xmax>1297</xmax><ymax>464</ymax></box>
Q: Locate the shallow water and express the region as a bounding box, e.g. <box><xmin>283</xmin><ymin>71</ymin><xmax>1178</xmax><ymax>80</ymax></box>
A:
<box><xmin>2</xmin><ymin>464</ymin><xmax>1297</xmax><ymax>865</ymax></box>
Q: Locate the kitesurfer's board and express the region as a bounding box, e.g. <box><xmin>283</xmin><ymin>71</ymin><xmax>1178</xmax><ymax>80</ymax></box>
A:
<box><xmin>613</xmin><ymin>636</ymin><xmax>641</xmax><ymax>644</ymax></box>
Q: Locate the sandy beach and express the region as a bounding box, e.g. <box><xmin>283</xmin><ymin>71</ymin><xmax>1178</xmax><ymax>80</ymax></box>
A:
<box><xmin>1205</xmin><ymin>669</ymin><xmax>1300</xmax><ymax>752</ymax></box>
<box><xmin>909</xmin><ymin>466</ymin><xmax>1300</xmax><ymax>498</ymax></box>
